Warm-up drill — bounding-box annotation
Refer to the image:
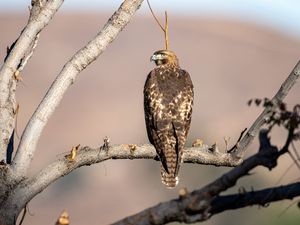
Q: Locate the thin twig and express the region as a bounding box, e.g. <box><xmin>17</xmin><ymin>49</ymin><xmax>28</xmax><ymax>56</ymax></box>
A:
<box><xmin>164</xmin><ymin>11</ymin><xmax>169</xmax><ymax>50</ymax></box>
<box><xmin>278</xmin><ymin>200</ymin><xmax>299</xmax><ymax>218</ymax></box>
<box><xmin>287</xmin><ymin>151</ymin><xmax>300</xmax><ymax>170</ymax></box>
<box><xmin>146</xmin><ymin>0</ymin><xmax>165</xmax><ymax>32</ymax></box>
<box><xmin>224</xmin><ymin>136</ymin><xmax>231</xmax><ymax>151</ymax></box>
<box><xmin>228</xmin><ymin>128</ymin><xmax>247</xmax><ymax>153</ymax></box>
<box><xmin>292</xmin><ymin>141</ymin><xmax>300</xmax><ymax>161</ymax></box>
<box><xmin>275</xmin><ymin>162</ymin><xmax>296</xmax><ymax>185</ymax></box>
<box><xmin>14</xmin><ymin>103</ymin><xmax>20</xmax><ymax>139</ymax></box>
<box><xmin>18</xmin><ymin>203</ymin><xmax>27</xmax><ymax>225</ymax></box>
<box><xmin>146</xmin><ymin>0</ymin><xmax>169</xmax><ymax>49</ymax></box>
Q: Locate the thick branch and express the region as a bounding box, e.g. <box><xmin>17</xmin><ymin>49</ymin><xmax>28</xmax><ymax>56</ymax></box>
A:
<box><xmin>231</xmin><ymin>60</ymin><xmax>300</xmax><ymax>158</ymax></box>
<box><xmin>211</xmin><ymin>182</ymin><xmax>300</xmax><ymax>215</ymax></box>
<box><xmin>19</xmin><ymin>144</ymin><xmax>241</xmax><ymax>204</ymax></box>
<box><xmin>12</xmin><ymin>0</ymin><xmax>144</xmax><ymax>179</ymax></box>
<box><xmin>111</xmin><ymin>183</ymin><xmax>300</xmax><ymax>225</ymax></box>
<box><xmin>0</xmin><ymin>0</ymin><xmax>64</xmax><ymax>162</ymax></box>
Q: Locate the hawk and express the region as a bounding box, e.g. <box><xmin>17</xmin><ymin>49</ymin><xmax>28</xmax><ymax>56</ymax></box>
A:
<box><xmin>144</xmin><ymin>49</ymin><xmax>194</xmax><ymax>188</ymax></box>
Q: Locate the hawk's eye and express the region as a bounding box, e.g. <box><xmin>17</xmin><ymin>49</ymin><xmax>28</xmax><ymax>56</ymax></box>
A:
<box><xmin>157</xmin><ymin>59</ymin><xmax>168</xmax><ymax>65</ymax></box>
<box><xmin>156</xmin><ymin>54</ymin><xmax>165</xmax><ymax>60</ymax></box>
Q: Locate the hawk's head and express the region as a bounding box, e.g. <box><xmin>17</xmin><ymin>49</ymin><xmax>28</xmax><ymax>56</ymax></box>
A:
<box><xmin>150</xmin><ymin>50</ymin><xmax>179</xmax><ymax>67</ymax></box>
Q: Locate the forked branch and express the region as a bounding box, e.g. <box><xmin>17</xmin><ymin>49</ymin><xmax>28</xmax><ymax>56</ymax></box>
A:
<box><xmin>146</xmin><ymin>0</ymin><xmax>169</xmax><ymax>49</ymax></box>
<box><xmin>11</xmin><ymin>0</ymin><xmax>145</xmax><ymax>180</ymax></box>
<box><xmin>230</xmin><ymin>60</ymin><xmax>300</xmax><ymax>158</ymax></box>
<box><xmin>0</xmin><ymin>0</ymin><xmax>64</xmax><ymax>162</ymax></box>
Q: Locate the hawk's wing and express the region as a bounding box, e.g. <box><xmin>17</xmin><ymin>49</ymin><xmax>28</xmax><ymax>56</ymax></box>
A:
<box><xmin>144</xmin><ymin>69</ymin><xmax>172</xmax><ymax>172</ymax></box>
<box><xmin>171</xmin><ymin>69</ymin><xmax>194</xmax><ymax>174</ymax></box>
<box><xmin>144</xmin><ymin>68</ymin><xmax>194</xmax><ymax>176</ymax></box>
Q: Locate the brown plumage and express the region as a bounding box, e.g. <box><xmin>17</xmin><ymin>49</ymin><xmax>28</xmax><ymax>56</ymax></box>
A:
<box><xmin>144</xmin><ymin>50</ymin><xmax>194</xmax><ymax>188</ymax></box>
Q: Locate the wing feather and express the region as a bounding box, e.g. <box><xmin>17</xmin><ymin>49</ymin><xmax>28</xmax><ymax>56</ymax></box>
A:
<box><xmin>144</xmin><ymin>67</ymin><xmax>194</xmax><ymax>185</ymax></box>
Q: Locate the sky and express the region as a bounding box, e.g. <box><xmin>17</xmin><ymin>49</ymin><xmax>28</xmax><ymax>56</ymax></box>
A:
<box><xmin>1</xmin><ymin>0</ymin><xmax>300</xmax><ymax>39</ymax></box>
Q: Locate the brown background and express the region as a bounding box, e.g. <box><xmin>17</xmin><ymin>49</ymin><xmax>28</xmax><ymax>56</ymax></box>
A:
<box><xmin>1</xmin><ymin>11</ymin><xmax>300</xmax><ymax>225</ymax></box>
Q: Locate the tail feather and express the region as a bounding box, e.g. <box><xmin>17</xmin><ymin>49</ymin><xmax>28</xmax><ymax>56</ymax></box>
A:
<box><xmin>160</xmin><ymin>145</ymin><xmax>182</xmax><ymax>188</ymax></box>
<box><xmin>160</xmin><ymin>164</ymin><xmax>179</xmax><ymax>189</ymax></box>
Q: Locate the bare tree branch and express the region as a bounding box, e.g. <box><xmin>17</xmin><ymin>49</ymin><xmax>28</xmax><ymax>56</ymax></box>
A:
<box><xmin>231</xmin><ymin>60</ymin><xmax>300</xmax><ymax>158</ymax></box>
<box><xmin>111</xmin><ymin>182</ymin><xmax>300</xmax><ymax>225</ymax></box>
<box><xmin>211</xmin><ymin>182</ymin><xmax>300</xmax><ymax>215</ymax></box>
<box><xmin>16</xmin><ymin>144</ymin><xmax>240</xmax><ymax>205</ymax></box>
<box><xmin>0</xmin><ymin>0</ymin><xmax>64</xmax><ymax>162</ymax></box>
<box><xmin>11</xmin><ymin>0</ymin><xmax>144</xmax><ymax>180</ymax></box>
<box><xmin>110</xmin><ymin>130</ymin><xmax>292</xmax><ymax>225</ymax></box>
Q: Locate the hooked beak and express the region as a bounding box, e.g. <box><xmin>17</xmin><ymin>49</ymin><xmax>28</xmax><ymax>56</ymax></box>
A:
<box><xmin>150</xmin><ymin>55</ymin><xmax>156</xmax><ymax>62</ymax></box>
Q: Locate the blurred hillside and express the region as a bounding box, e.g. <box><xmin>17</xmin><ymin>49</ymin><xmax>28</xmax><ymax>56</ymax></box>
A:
<box><xmin>0</xmin><ymin>12</ymin><xmax>300</xmax><ymax>225</ymax></box>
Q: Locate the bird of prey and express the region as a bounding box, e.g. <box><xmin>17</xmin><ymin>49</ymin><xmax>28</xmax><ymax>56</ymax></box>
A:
<box><xmin>144</xmin><ymin>49</ymin><xmax>194</xmax><ymax>188</ymax></box>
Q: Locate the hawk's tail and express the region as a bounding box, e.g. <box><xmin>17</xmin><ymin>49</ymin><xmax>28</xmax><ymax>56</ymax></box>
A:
<box><xmin>160</xmin><ymin>164</ymin><xmax>179</xmax><ymax>189</ymax></box>
<box><xmin>160</xmin><ymin>145</ymin><xmax>182</xmax><ymax>188</ymax></box>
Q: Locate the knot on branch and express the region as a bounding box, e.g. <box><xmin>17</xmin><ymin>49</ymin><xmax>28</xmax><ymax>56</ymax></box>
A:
<box><xmin>30</xmin><ymin>0</ymin><xmax>45</xmax><ymax>19</ymax></box>
<box><xmin>184</xmin><ymin>192</ymin><xmax>211</xmax><ymax>220</ymax></box>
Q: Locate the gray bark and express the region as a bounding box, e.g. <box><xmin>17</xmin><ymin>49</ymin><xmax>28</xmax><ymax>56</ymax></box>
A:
<box><xmin>0</xmin><ymin>0</ymin><xmax>64</xmax><ymax>163</ymax></box>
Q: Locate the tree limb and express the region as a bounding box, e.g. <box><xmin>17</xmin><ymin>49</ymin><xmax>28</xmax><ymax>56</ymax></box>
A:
<box><xmin>0</xmin><ymin>0</ymin><xmax>64</xmax><ymax>162</ymax></box>
<box><xmin>18</xmin><ymin>144</ymin><xmax>240</xmax><ymax>205</ymax></box>
<box><xmin>231</xmin><ymin>60</ymin><xmax>300</xmax><ymax>158</ymax></box>
<box><xmin>11</xmin><ymin>0</ymin><xmax>144</xmax><ymax>180</ymax></box>
<box><xmin>111</xmin><ymin>182</ymin><xmax>300</xmax><ymax>225</ymax></box>
<box><xmin>211</xmin><ymin>182</ymin><xmax>300</xmax><ymax>215</ymax></box>
<box><xmin>110</xmin><ymin>130</ymin><xmax>291</xmax><ymax>225</ymax></box>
